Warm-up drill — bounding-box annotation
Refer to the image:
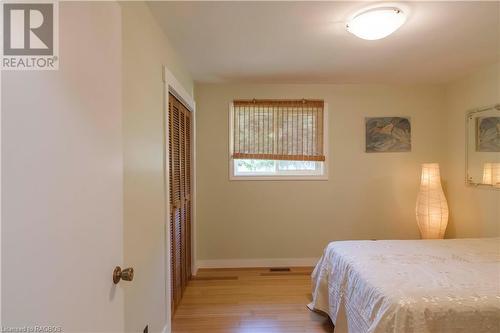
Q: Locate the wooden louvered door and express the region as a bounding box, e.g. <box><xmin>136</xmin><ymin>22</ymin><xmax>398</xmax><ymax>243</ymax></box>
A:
<box><xmin>169</xmin><ymin>93</ymin><xmax>192</xmax><ymax>314</ymax></box>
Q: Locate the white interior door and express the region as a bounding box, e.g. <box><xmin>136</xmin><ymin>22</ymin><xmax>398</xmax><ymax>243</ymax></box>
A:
<box><xmin>2</xmin><ymin>2</ymin><xmax>124</xmax><ymax>331</ymax></box>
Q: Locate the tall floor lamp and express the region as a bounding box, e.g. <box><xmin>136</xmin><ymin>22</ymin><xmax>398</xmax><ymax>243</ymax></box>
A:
<box><xmin>416</xmin><ymin>163</ymin><xmax>449</xmax><ymax>239</ymax></box>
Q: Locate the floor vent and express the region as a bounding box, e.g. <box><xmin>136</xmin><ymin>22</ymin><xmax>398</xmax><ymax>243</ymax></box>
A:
<box><xmin>269</xmin><ymin>267</ymin><xmax>291</xmax><ymax>272</ymax></box>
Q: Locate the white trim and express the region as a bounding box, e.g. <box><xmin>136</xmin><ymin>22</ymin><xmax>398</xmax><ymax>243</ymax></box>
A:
<box><xmin>197</xmin><ymin>257</ymin><xmax>319</xmax><ymax>269</ymax></box>
<box><xmin>163</xmin><ymin>68</ymin><xmax>195</xmax><ymax>112</ymax></box>
<box><xmin>162</xmin><ymin>323</ymin><xmax>170</xmax><ymax>333</ymax></box>
<box><xmin>162</xmin><ymin>66</ymin><xmax>196</xmax><ymax>331</ymax></box>
<box><xmin>229</xmin><ymin>174</ymin><xmax>328</xmax><ymax>181</ymax></box>
<box><xmin>228</xmin><ymin>102</ymin><xmax>329</xmax><ymax>181</ymax></box>
<box><xmin>192</xmin><ymin>263</ymin><xmax>199</xmax><ymax>277</ymax></box>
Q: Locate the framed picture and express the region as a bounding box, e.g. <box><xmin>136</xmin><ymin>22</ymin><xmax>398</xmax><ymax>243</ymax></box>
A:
<box><xmin>366</xmin><ymin>117</ymin><xmax>411</xmax><ymax>153</ymax></box>
<box><xmin>476</xmin><ymin>116</ymin><xmax>500</xmax><ymax>152</ymax></box>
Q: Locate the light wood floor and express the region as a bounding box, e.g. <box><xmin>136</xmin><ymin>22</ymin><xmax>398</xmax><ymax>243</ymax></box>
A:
<box><xmin>172</xmin><ymin>267</ymin><xmax>334</xmax><ymax>333</ymax></box>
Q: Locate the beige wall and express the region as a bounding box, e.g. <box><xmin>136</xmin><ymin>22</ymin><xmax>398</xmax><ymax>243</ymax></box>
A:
<box><xmin>121</xmin><ymin>2</ymin><xmax>193</xmax><ymax>332</ymax></box>
<box><xmin>2</xmin><ymin>2</ymin><xmax>124</xmax><ymax>330</ymax></box>
<box><xmin>444</xmin><ymin>62</ymin><xmax>500</xmax><ymax>238</ymax></box>
<box><xmin>195</xmin><ymin>84</ymin><xmax>448</xmax><ymax>261</ymax></box>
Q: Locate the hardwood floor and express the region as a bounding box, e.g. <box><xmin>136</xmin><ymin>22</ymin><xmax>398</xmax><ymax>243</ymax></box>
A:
<box><xmin>172</xmin><ymin>267</ymin><xmax>334</xmax><ymax>333</ymax></box>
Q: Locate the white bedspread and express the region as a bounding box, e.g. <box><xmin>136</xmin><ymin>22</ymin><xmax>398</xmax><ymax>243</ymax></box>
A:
<box><xmin>310</xmin><ymin>238</ymin><xmax>500</xmax><ymax>333</ymax></box>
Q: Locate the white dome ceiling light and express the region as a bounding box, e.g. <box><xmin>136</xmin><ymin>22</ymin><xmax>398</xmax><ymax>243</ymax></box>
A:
<box><xmin>347</xmin><ymin>7</ymin><xmax>407</xmax><ymax>40</ymax></box>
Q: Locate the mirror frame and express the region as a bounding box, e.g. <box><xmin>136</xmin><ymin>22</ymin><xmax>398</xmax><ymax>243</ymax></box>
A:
<box><xmin>465</xmin><ymin>103</ymin><xmax>500</xmax><ymax>189</ymax></box>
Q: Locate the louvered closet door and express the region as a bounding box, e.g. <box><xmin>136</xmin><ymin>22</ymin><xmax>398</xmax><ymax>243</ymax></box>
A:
<box><xmin>169</xmin><ymin>93</ymin><xmax>192</xmax><ymax>314</ymax></box>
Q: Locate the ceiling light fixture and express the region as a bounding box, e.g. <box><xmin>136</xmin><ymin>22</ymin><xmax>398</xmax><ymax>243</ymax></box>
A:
<box><xmin>346</xmin><ymin>7</ymin><xmax>406</xmax><ymax>40</ymax></box>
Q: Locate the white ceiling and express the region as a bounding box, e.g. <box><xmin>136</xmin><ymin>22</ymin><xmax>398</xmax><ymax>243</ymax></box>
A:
<box><xmin>149</xmin><ymin>1</ymin><xmax>499</xmax><ymax>84</ymax></box>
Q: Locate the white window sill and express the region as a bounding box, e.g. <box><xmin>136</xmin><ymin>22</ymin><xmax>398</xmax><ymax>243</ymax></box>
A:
<box><xmin>229</xmin><ymin>175</ymin><xmax>329</xmax><ymax>181</ymax></box>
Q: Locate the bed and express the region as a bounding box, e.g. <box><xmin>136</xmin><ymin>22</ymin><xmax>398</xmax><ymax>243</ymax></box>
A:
<box><xmin>309</xmin><ymin>238</ymin><xmax>500</xmax><ymax>333</ymax></box>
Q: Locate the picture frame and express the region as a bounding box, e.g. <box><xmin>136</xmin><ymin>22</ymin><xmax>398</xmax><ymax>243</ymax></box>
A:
<box><xmin>365</xmin><ymin>117</ymin><xmax>412</xmax><ymax>153</ymax></box>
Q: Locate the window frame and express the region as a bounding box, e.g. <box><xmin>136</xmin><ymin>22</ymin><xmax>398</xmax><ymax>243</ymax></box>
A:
<box><xmin>228</xmin><ymin>101</ymin><xmax>329</xmax><ymax>181</ymax></box>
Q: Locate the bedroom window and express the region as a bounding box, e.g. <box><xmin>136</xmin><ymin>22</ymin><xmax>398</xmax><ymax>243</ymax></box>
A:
<box><xmin>229</xmin><ymin>99</ymin><xmax>328</xmax><ymax>180</ymax></box>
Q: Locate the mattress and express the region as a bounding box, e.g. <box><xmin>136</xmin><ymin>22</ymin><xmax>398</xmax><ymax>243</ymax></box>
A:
<box><xmin>309</xmin><ymin>238</ymin><xmax>500</xmax><ymax>333</ymax></box>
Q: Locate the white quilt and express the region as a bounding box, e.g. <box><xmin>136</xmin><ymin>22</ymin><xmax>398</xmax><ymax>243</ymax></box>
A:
<box><xmin>309</xmin><ymin>238</ymin><xmax>500</xmax><ymax>333</ymax></box>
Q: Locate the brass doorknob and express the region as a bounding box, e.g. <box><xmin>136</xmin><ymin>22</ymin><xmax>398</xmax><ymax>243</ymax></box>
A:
<box><xmin>113</xmin><ymin>266</ymin><xmax>134</xmax><ymax>284</ymax></box>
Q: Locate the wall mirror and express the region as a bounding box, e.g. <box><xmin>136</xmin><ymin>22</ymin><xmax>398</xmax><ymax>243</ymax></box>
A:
<box><xmin>466</xmin><ymin>104</ymin><xmax>500</xmax><ymax>188</ymax></box>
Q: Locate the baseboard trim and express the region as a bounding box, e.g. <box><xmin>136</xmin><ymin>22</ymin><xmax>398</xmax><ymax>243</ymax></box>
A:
<box><xmin>195</xmin><ymin>257</ymin><xmax>318</xmax><ymax>271</ymax></box>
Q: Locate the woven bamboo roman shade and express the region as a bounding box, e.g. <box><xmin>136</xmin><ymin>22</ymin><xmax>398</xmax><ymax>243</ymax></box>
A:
<box><xmin>232</xmin><ymin>99</ymin><xmax>325</xmax><ymax>161</ymax></box>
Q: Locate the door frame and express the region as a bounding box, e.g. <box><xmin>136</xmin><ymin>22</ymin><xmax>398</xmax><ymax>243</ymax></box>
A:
<box><xmin>162</xmin><ymin>66</ymin><xmax>196</xmax><ymax>332</ymax></box>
